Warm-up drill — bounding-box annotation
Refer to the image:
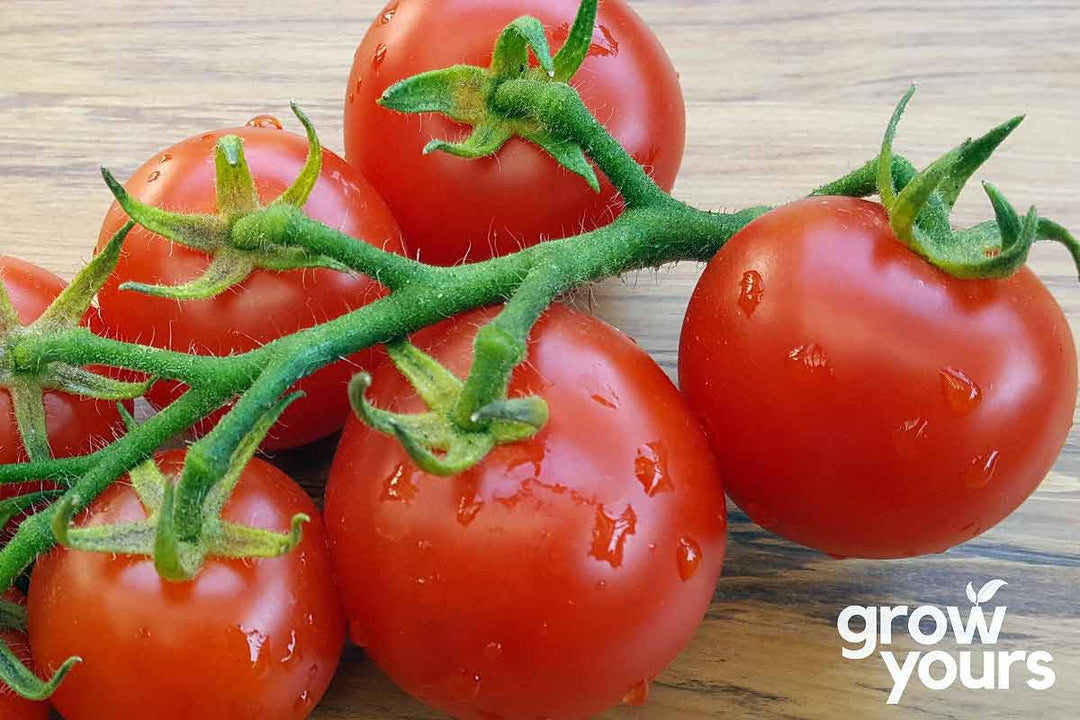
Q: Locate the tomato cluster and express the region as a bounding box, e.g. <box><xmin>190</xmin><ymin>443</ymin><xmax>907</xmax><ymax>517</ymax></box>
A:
<box><xmin>0</xmin><ymin>0</ymin><xmax>1074</xmax><ymax>719</ymax></box>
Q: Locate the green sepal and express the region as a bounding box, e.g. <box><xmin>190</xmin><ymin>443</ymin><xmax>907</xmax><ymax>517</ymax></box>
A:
<box><xmin>348</xmin><ymin>338</ymin><xmax>547</xmax><ymax>477</ymax></box>
<box><xmin>47</xmin><ymin>364</ymin><xmax>153</xmax><ymax>401</ymax></box>
<box><xmin>377</xmin><ymin>0</ymin><xmax>602</xmax><ymax>191</ymax></box>
<box><xmin>553</xmin><ymin>0</ymin><xmax>598</xmax><ymax>82</ymax></box>
<box><xmin>492</xmin><ymin>16</ymin><xmax>555</xmax><ymax>78</ymax></box>
<box><xmin>102</xmin><ymin>104</ymin><xmax>345</xmax><ymax>301</ymax></box>
<box><xmin>0</xmin><ymin>273</ymin><xmax>20</xmax><ymax>333</ymax></box>
<box><xmin>120</xmin><ymin>250</ymin><xmax>255</xmax><ymax>301</ymax></box>
<box><xmin>870</xmin><ymin>86</ymin><xmax>1079</xmax><ymax>279</ymax></box>
<box><xmin>275</xmin><ymin>103</ymin><xmax>323</xmax><ymax>209</ymax></box>
<box><xmin>0</xmin><ymin>489</ymin><xmax>64</xmax><ymax>530</ymax></box>
<box><xmin>0</xmin><ymin>638</ymin><xmax>79</xmax><ymax>702</ymax></box>
<box><xmin>214</xmin><ymin>136</ymin><xmax>260</xmax><ymax>217</ymax></box>
<box><xmin>0</xmin><ymin>599</ymin><xmax>26</xmax><ymax>632</ymax></box>
<box><xmin>51</xmin><ymin>393</ymin><xmax>310</xmax><ymax>582</ymax></box>
<box><xmin>6</xmin><ymin>381</ymin><xmax>50</xmax><ymax>462</ymax></box>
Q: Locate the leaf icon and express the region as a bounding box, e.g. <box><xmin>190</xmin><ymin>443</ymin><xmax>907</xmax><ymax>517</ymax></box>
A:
<box><xmin>976</xmin><ymin>579</ymin><xmax>1008</xmax><ymax>605</ymax></box>
<box><xmin>966</xmin><ymin>582</ymin><xmax>978</xmax><ymax>605</ymax></box>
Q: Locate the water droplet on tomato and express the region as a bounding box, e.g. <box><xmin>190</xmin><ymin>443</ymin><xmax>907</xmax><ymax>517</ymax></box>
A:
<box><xmin>135</xmin><ymin>626</ymin><xmax>151</xmax><ymax>640</ymax></box>
<box><xmin>282</xmin><ymin>630</ymin><xmax>298</xmax><ymax>663</ymax></box>
<box><xmin>961</xmin><ymin>450</ymin><xmax>1000</xmax><ymax>488</ymax></box>
<box><xmin>158</xmin><ymin>153</ymin><xmax>172</xmax><ymax>164</ymax></box>
<box><xmin>347</xmin><ymin>92</ymin><xmax>356</xmax><ymax>104</ymax></box>
<box><xmin>372</xmin><ymin>43</ymin><xmax>389</xmax><ymax>71</ymax></box>
<box><xmin>622</xmin><ymin>679</ymin><xmax>650</xmax><ymax>706</ymax></box>
<box><xmin>893</xmin><ymin>418</ymin><xmax>930</xmax><ymax>461</ymax></box>
<box><xmin>380</xmin><ymin>3</ymin><xmax>398</xmax><ymax>24</ymax></box>
<box><xmin>445</xmin><ymin>668</ymin><xmax>482</xmax><ymax>703</ymax></box>
<box><xmin>483</xmin><ymin>642</ymin><xmax>503</xmax><ymax>661</ymax></box>
<box><xmin>147</xmin><ymin>170</ymin><xmax>161</xmax><ymax>183</ymax></box>
<box><xmin>294</xmin><ymin>690</ymin><xmax>311</xmax><ymax>712</ymax></box>
<box><xmin>246</xmin><ymin>114</ymin><xmax>283</xmax><ymax>130</ymax></box>
<box><xmin>457</xmin><ymin>494</ymin><xmax>484</xmax><ymax>526</ymax></box>
<box><xmin>242</xmin><ymin>627</ymin><xmax>269</xmax><ymax>668</ymax></box>
<box><xmin>738</xmin><ymin>270</ymin><xmax>764</xmax><ymax>317</ymax></box>
<box><xmin>745</xmin><ymin>501</ymin><xmax>778</xmax><ymax>529</ymax></box>
<box><xmin>581</xmin><ymin>372</ymin><xmax>619</xmax><ymax>409</ymax></box>
<box><xmin>382</xmin><ymin>463</ymin><xmax>417</xmax><ymax>502</ymax></box>
<box><xmin>596</xmin><ymin>25</ymin><xmax>620</xmax><ymax>57</ymax></box>
<box><xmin>635</xmin><ymin>442</ymin><xmax>674</xmax><ymax>497</ymax></box>
<box><xmin>788</xmin><ymin>343</ymin><xmax>832</xmax><ymax>375</ymax></box>
<box><xmin>590</xmin><ymin>505</ymin><xmax>637</xmax><ymax>568</ymax></box>
<box><xmin>596</xmin><ymin>579</ymin><xmax>607</xmax><ymax>590</ymax></box>
<box><xmin>939</xmin><ymin>366</ymin><xmax>982</xmax><ymax>416</ymax></box>
<box><xmin>676</xmin><ymin>536</ymin><xmax>702</xmax><ymax>581</ymax></box>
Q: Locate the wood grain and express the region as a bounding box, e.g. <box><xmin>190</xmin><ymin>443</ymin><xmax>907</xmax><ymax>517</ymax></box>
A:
<box><xmin>1</xmin><ymin>1</ymin><xmax>1078</xmax><ymax>718</ymax></box>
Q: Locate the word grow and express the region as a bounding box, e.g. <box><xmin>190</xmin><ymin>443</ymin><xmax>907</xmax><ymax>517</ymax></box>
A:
<box><xmin>836</xmin><ymin>581</ymin><xmax>1055</xmax><ymax>704</ymax></box>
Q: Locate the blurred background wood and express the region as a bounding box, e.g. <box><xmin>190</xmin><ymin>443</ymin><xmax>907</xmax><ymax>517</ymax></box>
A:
<box><xmin>1</xmin><ymin>0</ymin><xmax>1077</xmax><ymax>717</ymax></box>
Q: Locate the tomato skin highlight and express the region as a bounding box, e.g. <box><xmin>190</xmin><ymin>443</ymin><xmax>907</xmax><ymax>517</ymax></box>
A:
<box><xmin>0</xmin><ymin>256</ymin><xmax>123</xmax><ymax>465</ymax></box>
<box><xmin>325</xmin><ymin>305</ymin><xmax>725</xmax><ymax>719</ymax></box>
<box><xmin>95</xmin><ymin>126</ymin><xmax>405</xmax><ymax>450</ymax></box>
<box><xmin>344</xmin><ymin>0</ymin><xmax>685</xmax><ymax>265</ymax></box>
<box><xmin>0</xmin><ymin>592</ymin><xmax>48</xmax><ymax>720</ymax></box>
<box><xmin>28</xmin><ymin>450</ymin><xmax>346</xmax><ymax>720</ymax></box>
<box><xmin>679</xmin><ymin>196</ymin><xmax>1078</xmax><ymax>559</ymax></box>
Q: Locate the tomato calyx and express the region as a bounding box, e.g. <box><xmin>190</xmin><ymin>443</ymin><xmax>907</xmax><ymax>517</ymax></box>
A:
<box><xmin>0</xmin><ymin>594</ymin><xmax>79</xmax><ymax>702</ymax></box>
<box><xmin>821</xmin><ymin>86</ymin><xmax>1080</xmax><ymax>280</ymax></box>
<box><xmin>51</xmin><ymin>399</ymin><xmax>309</xmax><ymax>582</ymax></box>
<box><xmin>378</xmin><ymin>0</ymin><xmax>604</xmax><ymax>191</ymax></box>
<box><xmin>349</xmin><ymin>337</ymin><xmax>548</xmax><ymax>476</ymax></box>
<box><xmin>0</xmin><ymin>224</ymin><xmax>151</xmax><ymax>461</ymax></box>
<box><xmin>99</xmin><ymin>104</ymin><xmax>354</xmax><ymax>301</ymax></box>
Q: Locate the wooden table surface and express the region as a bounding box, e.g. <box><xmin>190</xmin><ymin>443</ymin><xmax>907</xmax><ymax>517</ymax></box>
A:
<box><xmin>2</xmin><ymin>1</ymin><xmax>1078</xmax><ymax>718</ymax></box>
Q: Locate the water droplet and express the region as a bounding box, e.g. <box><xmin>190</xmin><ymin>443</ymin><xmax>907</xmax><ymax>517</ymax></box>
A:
<box><xmin>788</xmin><ymin>343</ymin><xmax>832</xmax><ymax>375</ymax></box>
<box><xmin>596</xmin><ymin>579</ymin><xmax>607</xmax><ymax>590</ymax></box>
<box><xmin>347</xmin><ymin>92</ymin><xmax>356</xmax><ymax>104</ymax></box>
<box><xmin>282</xmin><ymin>630</ymin><xmax>298</xmax><ymax>663</ymax></box>
<box><xmin>893</xmin><ymin>418</ymin><xmax>929</xmax><ymax>460</ymax></box>
<box><xmin>457</xmin><ymin>494</ymin><xmax>484</xmax><ymax>526</ymax></box>
<box><xmin>581</xmin><ymin>372</ymin><xmax>619</xmax><ymax>409</ymax></box>
<box><xmin>445</xmin><ymin>668</ymin><xmax>481</xmax><ymax>703</ymax></box>
<box><xmin>147</xmin><ymin>170</ymin><xmax>161</xmax><ymax>183</ymax></box>
<box><xmin>135</xmin><ymin>626</ymin><xmax>151</xmax><ymax>639</ymax></box>
<box><xmin>294</xmin><ymin>690</ymin><xmax>311</xmax><ymax>712</ymax></box>
<box><xmin>634</xmin><ymin>442</ymin><xmax>674</xmax><ymax>497</ymax></box>
<box><xmin>158</xmin><ymin>153</ymin><xmax>172</xmax><ymax>164</ymax></box>
<box><xmin>590</xmin><ymin>505</ymin><xmax>637</xmax><ymax>568</ymax></box>
<box><xmin>622</xmin><ymin>679</ymin><xmax>650</xmax><ymax>706</ymax></box>
<box><xmin>246</xmin><ymin>114</ymin><xmax>283</xmax><ymax>130</ymax></box>
<box><xmin>676</xmin><ymin>536</ymin><xmax>702</xmax><ymax>581</ymax></box>
<box><xmin>382</xmin><ymin>463</ymin><xmax>417</xmax><ymax>502</ymax></box>
<box><xmin>380</xmin><ymin>3</ymin><xmax>397</xmax><ymax>24</ymax></box>
<box><xmin>939</xmin><ymin>366</ymin><xmax>982</xmax><ymax>416</ymax></box>
<box><xmin>961</xmin><ymin>451</ymin><xmax>1000</xmax><ymax>488</ymax></box>
<box><xmin>242</xmin><ymin>627</ymin><xmax>268</xmax><ymax>667</ymax></box>
<box><xmin>745</xmin><ymin>501</ymin><xmax>778</xmax><ymax>529</ymax></box>
<box><xmin>738</xmin><ymin>270</ymin><xmax>764</xmax><ymax>316</ymax></box>
<box><xmin>372</xmin><ymin>43</ymin><xmax>388</xmax><ymax>71</ymax></box>
<box><xmin>355</xmin><ymin>78</ymin><xmax>363</xmax><ymax>93</ymax></box>
<box><xmin>483</xmin><ymin>642</ymin><xmax>503</xmax><ymax>661</ymax></box>
<box><xmin>349</xmin><ymin>619</ymin><xmax>368</xmax><ymax>648</ymax></box>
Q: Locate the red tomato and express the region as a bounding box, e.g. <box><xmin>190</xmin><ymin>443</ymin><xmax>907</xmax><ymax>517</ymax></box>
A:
<box><xmin>28</xmin><ymin>450</ymin><xmax>346</xmax><ymax>720</ymax></box>
<box><xmin>0</xmin><ymin>592</ymin><xmax>48</xmax><ymax>720</ymax></box>
<box><xmin>95</xmin><ymin>124</ymin><xmax>405</xmax><ymax>450</ymax></box>
<box><xmin>325</xmin><ymin>305</ymin><xmax>725</xmax><ymax>719</ymax></box>
<box><xmin>344</xmin><ymin>0</ymin><xmax>685</xmax><ymax>265</ymax></box>
<box><xmin>679</xmin><ymin>196</ymin><xmax>1077</xmax><ymax>559</ymax></box>
<box><xmin>0</xmin><ymin>256</ymin><xmax>122</xmax><ymax>464</ymax></box>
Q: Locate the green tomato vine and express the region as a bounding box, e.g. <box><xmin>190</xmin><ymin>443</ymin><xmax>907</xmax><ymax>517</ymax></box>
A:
<box><xmin>1</xmin><ymin>0</ymin><xmax>1078</xmax><ymax>701</ymax></box>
